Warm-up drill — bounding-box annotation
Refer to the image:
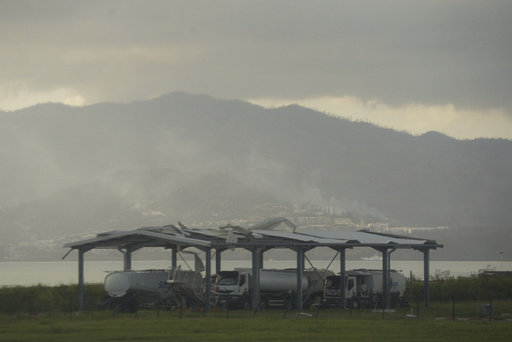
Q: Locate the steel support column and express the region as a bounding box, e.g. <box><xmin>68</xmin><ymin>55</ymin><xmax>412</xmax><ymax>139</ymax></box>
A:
<box><xmin>381</xmin><ymin>248</ymin><xmax>389</xmax><ymax>310</ymax></box>
<box><xmin>251</xmin><ymin>248</ymin><xmax>261</xmax><ymax>310</ymax></box>
<box><xmin>423</xmin><ymin>248</ymin><xmax>430</xmax><ymax>308</ymax></box>
<box><xmin>296</xmin><ymin>248</ymin><xmax>304</xmax><ymax>310</ymax></box>
<box><xmin>78</xmin><ymin>247</ymin><xmax>85</xmax><ymax>311</ymax></box>
<box><xmin>171</xmin><ymin>247</ymin><xmax>177</xmax><ymax>268</ymax></box>
<box><xmin>204</xmin><ymin>248</ymin><xmax>212</xmax><ymax>312</ymax></box>
<box><xmin>215</xmin><ymin>248</ymin><xmax>223</xmax><ymax>273</ymax></box>
<box><xmin>339</xmin><ymin>248</ymin><xmax>346</xmax><ymax>309</ymax></box>
<box><xmin>123</xmin><ymin>248</ymin><xmax>132</xmax><ymax>271</ymax></box>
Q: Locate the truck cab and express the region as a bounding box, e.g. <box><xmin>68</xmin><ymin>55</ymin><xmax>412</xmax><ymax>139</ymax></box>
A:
<box><xmin>214</xmin><ymin>271</ymin><xmax>252</xmax><ymax>309</ymax></box>
<box><xmin>215</xmin><ymin>271</ymin><xmax>249</xmax><ymax>295</ymax></box>
<box><xmin>323</xmin><ymin>274</ymin><xmax>343</xmax><ymax>306</ymax></box>
<box><xmin>323</xmin><ymin>271</ymin><xmax>386</xmax><ymax>309</ymax></box>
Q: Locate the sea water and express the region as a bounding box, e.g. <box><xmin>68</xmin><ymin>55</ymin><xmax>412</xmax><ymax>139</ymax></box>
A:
<box><xmin>0</xmin><ymin>259</ymin><xmax>509</xmax><ymax>287</ymax></box>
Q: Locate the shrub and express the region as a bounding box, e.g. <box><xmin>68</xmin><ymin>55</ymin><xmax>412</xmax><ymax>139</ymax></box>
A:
<box><xmin>0</xmin><ymin>284</ymin><xmax>104</xmax><ymax>314</ymax></box>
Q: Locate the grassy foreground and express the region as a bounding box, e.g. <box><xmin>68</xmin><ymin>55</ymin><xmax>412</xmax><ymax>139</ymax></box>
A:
<box><xmin>1</xmin><ymin>308</ymin><xmax>512</xmax><ymax>342</ymax></box>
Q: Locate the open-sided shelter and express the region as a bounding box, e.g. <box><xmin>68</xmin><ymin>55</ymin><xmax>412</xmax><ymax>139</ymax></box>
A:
<box><xmin>63</xmin><ymin>217</ymin><xmax>442</xmax><ymax>311</ymax></box>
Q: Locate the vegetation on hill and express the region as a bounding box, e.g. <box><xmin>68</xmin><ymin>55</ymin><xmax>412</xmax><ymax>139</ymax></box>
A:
<box><xmin>1</xmin><ymin>93</ymin><xmax>511</xmax><ymax>261</ymax></box>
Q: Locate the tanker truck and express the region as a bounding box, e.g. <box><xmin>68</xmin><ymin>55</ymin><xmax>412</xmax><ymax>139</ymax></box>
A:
<box><xmin>323</xmin><ymin>269</ymin><xmax>407</xmax><ymax>309</ymax></box>
<box><xmin>98</xmin><ymin>268</ymin><xmax>203</xmax><ymax>312</ymax></box>
<box><xmin>213</xmin><ymin>268</ymin><xmax>334</xmax><ymax>310</ymax></box>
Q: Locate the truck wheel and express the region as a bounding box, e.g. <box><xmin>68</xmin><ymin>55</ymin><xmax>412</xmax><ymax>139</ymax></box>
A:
<box><xmin>243</xmin><ymin>298</ymin><xmax>252</xmax><ymax>310</ymax></box>
<box><xmin>350</xmin><ymin>298</ymin><xmax>360</xmax><ymax>309</ymax></box>
<box><xmin>284</xmin><ymin>298</ymin><xmax>293</xmax><ymax>310</ymax></box>
<box><xmin>127</xmin><ymin>298</ymin><xmax>138</xmax><ymax>313</ymax></box>
<box><xmin>112</xmin><ymin>301</ymin><xmax>125</xmax><ymax>313</ymax></box>
<box><xmin>259</xmin><ymin>300</ymin><xmax>268</xmax><ymax>310</ymax></box>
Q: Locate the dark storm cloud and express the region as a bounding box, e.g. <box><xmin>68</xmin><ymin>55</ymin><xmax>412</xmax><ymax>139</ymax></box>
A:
<box><xmin>1</xmin><ymin>1</ymin><xmax>511</xmax><ymax>112</ymax></box>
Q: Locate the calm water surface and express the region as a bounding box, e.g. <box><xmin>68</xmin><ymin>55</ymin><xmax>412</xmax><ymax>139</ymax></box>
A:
<box><xmin>1</xmin><ymin>259</ymin><xmax>510</xmax><ymax>286</ymax></box>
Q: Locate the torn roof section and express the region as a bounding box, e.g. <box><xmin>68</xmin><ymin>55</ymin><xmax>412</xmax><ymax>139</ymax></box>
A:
<box><xmin>63</xmin><ymin>217</ymin><xmax>442</xmax><ymax>257</ymax></box>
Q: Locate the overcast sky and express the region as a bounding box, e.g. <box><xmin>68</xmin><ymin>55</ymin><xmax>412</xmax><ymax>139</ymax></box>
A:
<box><xmin>2</xmin><ymin>1</ymin><xmax>512</xmax><ymax>139</ymax></box>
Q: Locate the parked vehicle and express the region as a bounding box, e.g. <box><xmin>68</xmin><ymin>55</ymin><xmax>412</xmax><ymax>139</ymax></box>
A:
<box><xmin>213</xmin><ymin>268</ymin><xmax>334</xmax><ymax>309</ymax></box>
<box><xmin>323</xmin><ymin>269</ymin><xmax>407</xmax><ymax>309</ymax></box>
<box><xmin>98</xmin><ymin>268</ymin><xmax>202</xmax><ymax>312</ymax></box>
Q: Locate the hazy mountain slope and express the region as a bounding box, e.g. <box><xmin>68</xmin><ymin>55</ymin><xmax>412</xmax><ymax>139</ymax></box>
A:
<box><xmin>1</xmin><ymin>92</ymin><xmax>512</xmax><ymax>251</ymax></box>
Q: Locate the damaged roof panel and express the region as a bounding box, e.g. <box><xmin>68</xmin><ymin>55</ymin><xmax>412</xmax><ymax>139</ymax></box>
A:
<box><xmin>63</xmin><ymin>217</ymin><xmax>442</xmax><ymax>256</ymax></box>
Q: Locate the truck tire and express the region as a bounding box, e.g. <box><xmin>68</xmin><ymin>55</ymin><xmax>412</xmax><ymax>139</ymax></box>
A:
<box><xmin>243</xmin><ymin>298</ymin><xmax>252</xmax><ymax>310</ymax></box>
<box><xmin>349</xmin><ymin>298</ymin><xmax>360</xmax><ymax>309</ymax></box>
<box><xmin>284</xmin><ymin>297</ymin><xmax>293</xmax><ymax>310</ymax></box>
<box><xmin>359</xmin><ymin>299</ymin><xmax>370</xmax><ymax>309</ymax></box>
<box><xmin>127</xmin><ymin>298</ymin><xmax>138</xmax><ymax>313</ymax></box>
<box><xmin>111</xmin><ymin>298</ymin><xmax>127</xmax><ymax>313</ymax></box>
<box><xmin>112</xmin><ymin>302</ymin><xmax>124</xmax><ymax>313</ymax></box>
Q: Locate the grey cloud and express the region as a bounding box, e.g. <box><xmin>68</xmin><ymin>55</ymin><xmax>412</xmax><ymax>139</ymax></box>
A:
<box><xmin>1</xmin><ymin>1</ymin><xmax>511</xmax><ymax>112</ymax></box>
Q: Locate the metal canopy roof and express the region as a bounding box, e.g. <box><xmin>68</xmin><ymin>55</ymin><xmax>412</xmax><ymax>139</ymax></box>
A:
<box><xmin>65</xmin><ymin>217</ymin><xmax>442</xmax><ymax>312</ymax></box>
<box><xmin>63</xmin><ymin>217</ymin><xmax>442</xmax><ymax>254</ymax></box>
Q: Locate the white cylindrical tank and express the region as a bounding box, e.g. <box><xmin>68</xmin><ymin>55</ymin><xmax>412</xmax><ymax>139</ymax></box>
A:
<box><xmin>303</xmin><ymin>269</ymin><xmax>335</xmax><ymax>295</ymax></box>
<box><xmin>258</xmin><ymin>269</ymin><xmax>308</xmax><ymax>292</ymax></box>
<box><xmin>388</xmin><ymin>270</ymin><xmax>407</xmax><ymax>295</ymax></box>
<box><xmin>234</xmin><ymin>268</ymin><xmax>333</xmax><ymax>294</ymax></box>
<box><xmin>104</xmin><ymin>270</ymin><xmax>171</xmax><ymax>298</ymax></box>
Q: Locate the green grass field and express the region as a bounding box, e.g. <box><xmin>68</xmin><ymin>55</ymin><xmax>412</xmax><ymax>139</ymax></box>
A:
<box><xmin>1</xmin><ymin>279</ymin><xmax>512</xmax><ymax>341</ymax></box>
<box><xmin>2</xmin><ymin>305</ymin><xmax>512</xmax><ymax>342</ymax></box>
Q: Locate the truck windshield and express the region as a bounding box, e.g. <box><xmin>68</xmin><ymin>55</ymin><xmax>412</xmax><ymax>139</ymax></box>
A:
<box><xmin>325</xmin><ymin>276</ymin><xmax>341</xmax><ymax>289</ymax></box>
<box><xmin>217</xmin><ymin>276</ymin><xmax>237</xmax><ymax>286</ymax></box>
<box><xmin>347</xmin><ymin>278</ymin><xmax>355</xmax><ymax>291</ymax></box>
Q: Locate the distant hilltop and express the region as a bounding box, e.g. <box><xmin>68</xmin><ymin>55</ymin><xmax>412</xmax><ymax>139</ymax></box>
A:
<box><xmin>1</xmin><ymin>92</ymin><xmax>511</xmax><ymax>261</ymax></box>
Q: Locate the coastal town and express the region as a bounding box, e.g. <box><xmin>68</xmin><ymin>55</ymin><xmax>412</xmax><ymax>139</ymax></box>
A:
<box><xmin>2</xmin><ymin>202</ymin><xmax>448</xmax><ymax>261</ymax></box>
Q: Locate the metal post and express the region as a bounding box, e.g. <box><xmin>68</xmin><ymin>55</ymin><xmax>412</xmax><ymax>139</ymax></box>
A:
<box><xmin>382</xmin><ymin>249</ymin><xmax>389</xmax><ymax>310</ymax></box>
<box><xmin>215</xmin><ymin>249</ymin><xmax>222</xmax><ymax>273</ymax></box>
<box><xmin>78</xmin><ymin>248</ymin><xmax>84</xmax><ymax>312</ymax></box>
<box><xmin>204</xmin><ymin>248</ymin><xmax>212</xmax><ymax>312</ymax></box>
<box><xmin>251</xmin><ymin>248</ymin><xmax>261</xmax><ymax>310</ymax></box>
<box><xmin>339</xmin><ymin>248</ymin><xmax>346</xmax><ymax>309</ymax></box>
<box><xmin>123</xmin><ymin>248</ymin><xmax>132</xmax><ymax>271</ymax></box>
<box><xmin>423</xmin><ymin>249</ymin><xmax>430</xmax><ymax>308</ymax></box>
<box><xmin>296</xmin><ymin>248</ymin><xmax>304</xmax><ymax>311</ymax></box>
<box><xmin>172</xmin><ymin>247</ymin><xmax>177</xmax><ymax>268</ymax></box>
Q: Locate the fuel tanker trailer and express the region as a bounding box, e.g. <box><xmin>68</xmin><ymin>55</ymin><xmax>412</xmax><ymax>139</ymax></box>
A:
<box><xmin>323</xmin><ymin>269</ymin><xmax>407</xmax><ymax>309</ymax></box>
<box><xmin>99</xmin><ymin>268</ymin><xmax>202</xmax><ymax>312</ymax></box>
<box><xmin>213</xmin><ymin>268</ymin><xmax>334</xmax><ymax>309</ymax></box>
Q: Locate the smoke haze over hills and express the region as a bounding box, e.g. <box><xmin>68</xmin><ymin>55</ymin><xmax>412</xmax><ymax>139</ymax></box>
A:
<box><xmin>1</xmin><ymin>93</ymin><xmax>511</xmax><ymax>261</ymax></box>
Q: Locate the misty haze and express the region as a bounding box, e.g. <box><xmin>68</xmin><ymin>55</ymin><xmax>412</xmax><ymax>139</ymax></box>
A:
<box><xmin>1</xmin><ymin>92</ymin><xmax>511</xmax><ymax>262</ymax></box>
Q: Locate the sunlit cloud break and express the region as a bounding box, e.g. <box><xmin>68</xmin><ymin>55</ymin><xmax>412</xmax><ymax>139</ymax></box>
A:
<box><xmin>248</xmin><ymin>96</ymin><xmax>512</xmax><ymax>141</ymax></box>
<box><xmin>0</xmin><ymin>86</ymin><xmax>86</xmax><ymax>111</ymax></box>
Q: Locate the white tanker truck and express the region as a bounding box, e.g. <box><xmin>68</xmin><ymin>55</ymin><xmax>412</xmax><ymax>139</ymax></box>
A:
<box><xmin>99</xmin><ymin>268</ymin><xmax>203</xmax><ymax>312</ymax></box>
<box><xmin>213</xmin><ymin>268</ymin><xmax>334</xmax><ymax>309</ymax></box>
<box><xmin>323</xmin><ymin>269</ymin><xmax>407</xmax><ymax>309</ymax></box>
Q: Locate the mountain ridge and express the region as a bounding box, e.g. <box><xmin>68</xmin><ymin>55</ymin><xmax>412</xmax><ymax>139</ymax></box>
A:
<box><xmin>1</xmin><ymin>92</ymin><xmax>511</xmax><ymax>260</ymax></box>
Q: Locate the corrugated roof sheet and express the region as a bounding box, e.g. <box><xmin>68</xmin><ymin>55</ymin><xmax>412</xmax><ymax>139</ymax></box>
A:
<box><xmin>254</xmin><ymin>230</ymin><xmax>349</xmax><ymax>244</ymax></box>
<box><xmin>298</xmin><ymin>230</ymin><xmax>431</xmax><ymax>245</ymax></box>
<box><xmin>63</xmin><ymin>217</ymin><xmax>442</xmax><ymax>252</ymax></box>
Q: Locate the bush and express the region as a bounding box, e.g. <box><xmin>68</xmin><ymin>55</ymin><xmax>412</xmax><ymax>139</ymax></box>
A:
<box><xmin>0</xmin><ymin>284</ymin><xmax>104</xmax><ymax>314</ymax></box>
<box><xmin>406</xmin><ymin>273</ymin><xmax>512</xmax><ymax>303</ymax></box>
<box><xmin>2</xmin><ymin>276</ymin><xmax>512</xmax><ymax>315</ymax></box>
